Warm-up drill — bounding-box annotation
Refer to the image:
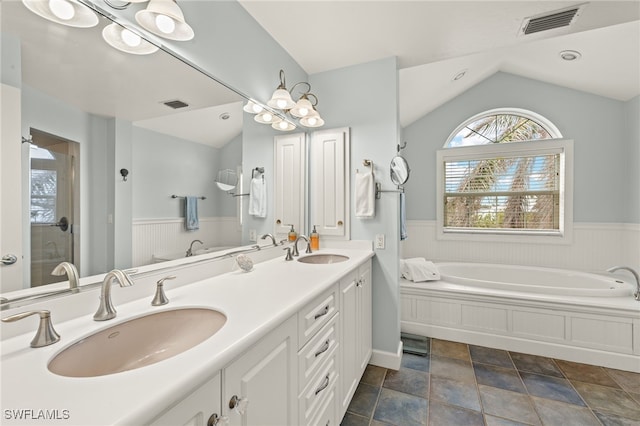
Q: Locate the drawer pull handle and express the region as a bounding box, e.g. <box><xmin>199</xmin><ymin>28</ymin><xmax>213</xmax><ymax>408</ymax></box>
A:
<box><xmin>314</xmin><ymin>305</ymin><xmax>329</xmax><ymax>320</ymax></box>
<box><xmin>314</xmin><ymin>340</ymin><xmax>330</xmax><ymax>357</ymax></box>
<box><xmin>315</xmin><ymin>375</ymin><xmax>330</xmax><ymax>395</ymax></box>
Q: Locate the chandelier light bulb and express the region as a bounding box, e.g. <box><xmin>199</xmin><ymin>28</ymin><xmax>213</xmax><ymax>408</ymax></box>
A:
<box><xmin>155</xmin><ymin>14</ymin><xmax>176</xmax><ymax>34</ymax></box>
<box><xmin>252</xmin><ymin>103</ymin><xmax>263</xmax><ymax>113</ymax></box>
<box><xmin>121</xmin><ymin>29</ymin><xmax>142</xmax><ymax>47</ymax></box>
<box><xmin>263</xmin><ymin>113</ymin><xmax>273</xmax><ymax>122</ymax></box>
<box><xmin>49</xmin><ymin>0</ymin><xmax>75</xmax><ymax>20</ymax></box>
<box><xmin>307</xmin><ymin>117</ymin><xmax>317</xmax><ymax>126</ymax></box>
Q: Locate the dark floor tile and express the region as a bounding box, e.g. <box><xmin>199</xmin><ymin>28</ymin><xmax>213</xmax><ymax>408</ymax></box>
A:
<box><xmin>427</xmin><ymin>401</ymin><xmax>484</xmax><ymax>426</ymax></box>
<box><xmin>520</xmin><ymin>371</ymin><xmax>586</xmax><ymax>406</ymax></box>
<box><xmin>341</xmin><ymin>412</ymin><xmax>370</xmax><ymax>426</ymax></box>
<box><xmin>430</xmin><ymin>355</ymin><xmax>475</xmax><ymax>384</ymax></box>
<box><xmin>432</xmin><ymin>339</ymin><xmax>470</xmax><ymax>361</ymax></box>
<box><xmin>509</xmin><ymin>352</ymin><xmax>563</xmax><ymax>377</ymax></box>
<box><xmin>469</xmin><ymin>345</ymin><xmax>514</xmax><ymax>368</ymax></box>
<box><xmin>473</xmin><ymin>362</ymin><xmax>527</xmax><ymax>394</ymax></box>
<box><xmin>429</xmin><ymin>375</ymin><xmax>481</xmax><ymax>412</ymax></box>
<box><xmin>478</xmin><ymin>385</ymin><xmax>541</xmax><ymax>425</ymax></box>
<box><xmin>370</xmin><ymin>421</ymin><xmax>392</xmax><ymax>426</ymax></box>
<box><xmin>594</xmin><ymin>410</ymin><xmax>640</xmax><ymax>426</ymax></box>
<box><xmin>400</xmin><ymin>352</ymin><xmax>430</xmax><ymax>373</ymax></box>
<box><xmin>347</xmin><ymin>382</ymin><xmax>380</xmax><ymax>418</ymax></box>
<box><xmin>361</xmin><ymin>364</ymin><xmax>387</xmax><ymax>387</ymax></box>
<box><xmin>573</xmin><ymin>381</ymin><xmax>640</xmax><ymax>420</ymax></box>
<box><xmin>631</xmin><ymin>392</ymin><xmax>640</xmax><ymax>405</ymax></box>
<box><xmin>373</xmin><ymin>388</ymin><xmax>428</xmax><ymax>426</ymax></box>
<box><xmin>531</xmin><ymin>396</ymin><xmax>600</xmax><ymax>426</ymax></box>
<box><xmin>555</xmin><ymin>359</ymin><xmax>620</xmax><ymax>388</ymax></box>
<box><xmin>483</xmin><ymin>415</ymin><xmax>532</xmax><ymax>426</ymax></box>
<box><xmin>383</xmin><ymin>367</ymin><xmax>429</xmax><ymax>398</ymax></box>
<box><xmin>605</xmin><ymin>368</ymin><xmax>640</xmax><ymax>394</ymax></box>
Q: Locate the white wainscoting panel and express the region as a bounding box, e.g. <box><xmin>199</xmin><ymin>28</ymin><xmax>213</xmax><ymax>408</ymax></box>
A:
<box><xmin>401</xmin><ymin>221</ymin><xmax>639</xmax><ymax>272</ymax></box>
<box><xmin>132</xmin><ymin>217</ymin><xmax>241</xmax><ymax>267</ymax></box>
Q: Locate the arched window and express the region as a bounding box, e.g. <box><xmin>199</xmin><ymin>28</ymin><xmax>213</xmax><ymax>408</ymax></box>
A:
<box><xmin>437</xmin><ymin>109</ymin><xmax>573</xmax><ymax>241</ymax></box>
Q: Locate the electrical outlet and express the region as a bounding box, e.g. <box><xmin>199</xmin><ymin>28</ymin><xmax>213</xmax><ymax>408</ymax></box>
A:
<box><xmin>249</xmin><ymin>229</ymin><xmax>257</xmax><ymax>242</ymax></box>
<box><xmin>375</xmin><ymin>234</ymin><xmax>385</xmax><ymax>249</ymax></box>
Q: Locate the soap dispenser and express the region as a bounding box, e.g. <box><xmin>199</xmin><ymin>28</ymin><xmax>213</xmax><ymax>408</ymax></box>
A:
<box><xmin>310</xmin><ymin>225</ymin><xmax>320</xmax><ymax>250</ymax></box>
<box><xmin>288</xmin><ymin>224</ymin><xmax>297</xmax><ymax>242</ymax></box>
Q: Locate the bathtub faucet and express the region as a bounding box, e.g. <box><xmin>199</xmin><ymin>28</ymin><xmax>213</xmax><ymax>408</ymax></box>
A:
<box><xmin>606</xmin><ymin>266</ymin><xmax>640</xmax><ymax>301</ymax></box>
<box><xmin>186</xmin><ymin>239</ymin><xmax>203</xmax><ymax>257</ymax></box>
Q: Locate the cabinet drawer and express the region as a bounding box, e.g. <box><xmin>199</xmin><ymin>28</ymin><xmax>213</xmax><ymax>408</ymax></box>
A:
<box><xmin>308</xmin><ymin>379</ymin><xmax>337</xmax><ymax>426</ymax></box>
<box><xmin>299</xmin><ymin>284</ymin><xmax>338</xmax><ymax>349</ymax></box>
<box><xmin>299</xmin><ymin>353</ymin><xmax>338</xmax><ymax>426</ymax></box>
<box><xmin>299</xmin><ymin>312</ymin><xmax>339</xmax><ymax>393</ymax></box>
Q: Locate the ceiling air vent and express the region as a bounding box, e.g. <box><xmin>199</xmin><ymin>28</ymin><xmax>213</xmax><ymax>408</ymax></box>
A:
<box><xmin>163</xmin><ymin>99</ymin><xmax>189</xmax><ymax>109</ymax></box>
<box><xmin>520</xmin><ymin>4</ymin><xmax>585</xmax><ymax>36</ymax></box>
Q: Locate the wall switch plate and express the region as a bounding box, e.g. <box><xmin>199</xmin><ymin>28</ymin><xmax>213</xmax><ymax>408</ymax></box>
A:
<box><xmin>249</xmin><ymin>229</ymin><xmax>257</xmax><ymax>242</ymax></box>
<box><xmin>375</xmin><ymin>234</ymin><xmax>385</xmax><ymax>249</ymax></box>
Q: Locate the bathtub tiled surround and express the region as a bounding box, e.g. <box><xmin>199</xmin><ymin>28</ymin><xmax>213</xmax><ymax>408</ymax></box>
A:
<box><xmin>341</xmin><ymin>338</ymin><xmax>640</xmax><ymax>426</ymax></box>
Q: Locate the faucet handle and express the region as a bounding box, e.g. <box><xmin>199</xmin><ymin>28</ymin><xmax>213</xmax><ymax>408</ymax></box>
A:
<box><xmin>2</xmin><ymin>310</ymin><xmax>60</xmax><ymax>348</ymax></box>
<box><xmin>283</xmin><ymin>247</ymin><xmax>294</xmax><ymax>261</ymax></box>
<box><xmin>152</xmin><ymin>276</ymin><xmax>176</xmax><ymax>306</ymax></box>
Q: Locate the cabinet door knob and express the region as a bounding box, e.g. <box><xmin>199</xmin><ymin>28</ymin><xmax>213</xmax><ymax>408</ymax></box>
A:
<box><xmin>229</xmin><ymin>395</ymin><xmax>249</xmax><ymax>415</ymax></box>
<box><xmin>337</xmin><ymin>220</ymin><xmax>343</xmax><ymax>226</ymax></box>
<box><xmin>207</xmin><ymin>413</ymin><xmax>228</xmax><ymax>426</ymax></box>
<box><xmin>276</xmin><ymin>219</ymin><xmax>282</xmax><ymax>224</ymax></box>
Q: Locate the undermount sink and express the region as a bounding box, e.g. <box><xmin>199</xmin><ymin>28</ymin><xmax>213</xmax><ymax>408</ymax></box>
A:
<box><xmin>298</xmin><ymin>254</ymin><xmax>349</xmax><ymax>264</ymax></box>
<box><xmin>48</xmin><ymin>308</ymin><xmax>226</xmax><ymax>378</ymax></box>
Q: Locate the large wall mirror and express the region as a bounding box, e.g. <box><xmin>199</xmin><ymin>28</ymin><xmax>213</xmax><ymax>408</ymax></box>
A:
<box><xmin>1</xmin><ymin>1</ymin><xmax>252</xmax><ymax>295</ymax></box>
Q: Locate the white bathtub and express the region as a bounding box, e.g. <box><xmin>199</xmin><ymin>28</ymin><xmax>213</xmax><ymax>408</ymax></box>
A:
<box><xmin>400</xmin><ymin>262</ymin><xmax>640</xmax><ymax>372</ymax></box>
<box><xmin>436</xmin><ymin>262</ymin><xmax>634</xmax><ymax>297</ymax></box>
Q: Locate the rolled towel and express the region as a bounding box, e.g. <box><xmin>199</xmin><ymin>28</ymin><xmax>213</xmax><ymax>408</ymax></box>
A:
<box><xmin>400</xmin><ymin>258</ymin><xmax>440</xmax><ymax>282</ymax></box>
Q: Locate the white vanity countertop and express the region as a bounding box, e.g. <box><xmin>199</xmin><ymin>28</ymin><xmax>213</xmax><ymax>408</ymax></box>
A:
<box><xmin>0</xmin><ymin>246</ymin><xmax>374</xmax><ymax>425</ymax></box>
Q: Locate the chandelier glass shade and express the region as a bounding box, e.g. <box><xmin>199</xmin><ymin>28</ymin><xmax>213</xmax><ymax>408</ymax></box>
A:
<box><xmin>246</xmin><ymin>70</ymin><xmax>324</xmax><ymax>132</ymax></box>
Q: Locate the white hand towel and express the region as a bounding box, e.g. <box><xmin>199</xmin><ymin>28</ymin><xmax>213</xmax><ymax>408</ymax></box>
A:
<box><xmin>355</xmin><ymin>171</ymin><xmax>375</xmax><ymax>218</ymax></box>
<box><xmin>400</xmin><ymin>258</ymin><xmax>440</xmax><ymax>282</ymax></box>
<box><xmin>248</xmin><ymin>177</ymin><xmax>266</xmax><ymax>217</ymax></box>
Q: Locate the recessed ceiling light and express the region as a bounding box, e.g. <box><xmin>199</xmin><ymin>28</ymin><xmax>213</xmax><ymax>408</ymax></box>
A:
<box><xmin>559</xmin><ymin>50</ymin><xmax>582</xmax><ymax>61</ymax></box>
<box><xmin>453</xmin><ymin>69</ymin><xmax>467</xmax><ymax>81</ymax></box>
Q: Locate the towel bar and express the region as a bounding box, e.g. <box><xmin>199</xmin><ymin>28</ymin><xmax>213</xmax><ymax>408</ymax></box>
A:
<box><xmin>375</xmin><ymin>182</ymin><xmax>404</xmax><ymax>199</ymax></box>
<box><xmin>171</xmin><ymin>195</ymin><xmax>206</xmax><ymax>200</ymax></box>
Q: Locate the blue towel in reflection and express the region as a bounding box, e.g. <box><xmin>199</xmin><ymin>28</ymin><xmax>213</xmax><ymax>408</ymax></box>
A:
<box><xmin>400</xmin><ymin>192</ymin><xmax>408</xmax><ymax>240</ymax></box>
<box><xmin>185</xmin><ymin>196</ymin><xmax>199</xmax><ymax>231</ymax></box>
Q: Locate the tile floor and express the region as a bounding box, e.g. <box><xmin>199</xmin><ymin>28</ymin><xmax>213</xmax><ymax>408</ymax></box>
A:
<box><xmin>341</xmin><ymin>338</ymin><xmax>640</xmax><ymax>426</ymax></box>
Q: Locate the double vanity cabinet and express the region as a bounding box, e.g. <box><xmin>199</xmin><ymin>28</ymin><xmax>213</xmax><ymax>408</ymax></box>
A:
<box><xmin>0</xmin><ymin>246</ymin><xmax>372</xmax><ymax>426</ymax></box>
<box><xmin>150</xmin><ymin>258</ymin><xmax>372</xmax><ymax>426</ymax></box>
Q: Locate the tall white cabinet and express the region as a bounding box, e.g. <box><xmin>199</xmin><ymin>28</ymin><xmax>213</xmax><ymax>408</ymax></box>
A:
<box><xmin>310</xmin><ymin>128</ymin><xmax>350</xmax><ymax>239</ymax></box>
<box><xmin>274</xmin><ymin>133</ymin><xmax>306</xmax><ymax>238</ymax></box>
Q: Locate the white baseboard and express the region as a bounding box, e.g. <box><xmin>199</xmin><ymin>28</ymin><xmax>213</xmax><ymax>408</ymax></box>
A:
<box><xmin>369</xmin><ymin>341</ymin><xmax>403</xmax><ymax>371</ymax></box>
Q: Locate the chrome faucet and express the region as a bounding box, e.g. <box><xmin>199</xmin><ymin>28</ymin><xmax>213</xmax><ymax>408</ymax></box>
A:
<box><xmin>93</xmin><ymin>270</ymin><xmax>135</xmax><ymax>321</ymax></box>
<box><xmin>51</xmin><ymin>262</ymin><xmax>80</xmax><ymax>291</ymax></box>
<box><xmin>186</xmin><ymin>239</ymin><xmax>203</xmax><ymax>257</ymax></box>
<box><xmin>607</xmin><ymin>266</ymin><xmax>640</xmax><ymax>301</ymax></box>
<box><xmin>292</xmin><ymin>235</ymin><xmax>312</xmax><ymax>257</ymax></box>
<box><xmin>260</xmin><ymin>233</ymin><xmax>278</xmax><ymax>247</ymax></box>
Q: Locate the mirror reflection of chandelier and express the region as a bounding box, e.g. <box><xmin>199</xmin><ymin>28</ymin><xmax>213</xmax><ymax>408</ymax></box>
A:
<box><xmin>244</xmin><ymin>70</ymin><xmax>325</xmax><ymax>132</ymax></box>
<box><xmin>21</xmin><ymin>0</ymin><xmax>194</xmax><ymax>56</ymax></box>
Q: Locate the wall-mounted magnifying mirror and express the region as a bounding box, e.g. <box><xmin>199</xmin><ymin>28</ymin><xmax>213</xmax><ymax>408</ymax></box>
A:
<box><xmin>390</xmin><ymin>156</ymin><xmax>410</xmax><ymax>186</ymax></box>
<box><xmin>215</xmin><ymin>169</ymin><xmax>238</xmax><ymax>191</ymax></box>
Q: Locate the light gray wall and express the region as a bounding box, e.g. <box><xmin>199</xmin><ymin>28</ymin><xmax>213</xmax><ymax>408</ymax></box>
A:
<box><xmin>310</xmin><ymin>57</ymin><xmax>401</xmax><ymax>355</ymax></box>
<box><xmin>624</xmin><ymin>96</ymin><xmax>640</xmax><ymax>222</ymax></box>
<box><xmin>217</xmin><ymin>133</ymin><xmax>243</xmax><ymax>217</ymax></box>
<box><xmin>131</xmin><ymin>126</ymin><xmax>229</xmax><ymax>219</ymax></box>
<box><xmin>402</xmin><ymin>72</ymin><xmax>638</xmax><ymax>224</ymax></box>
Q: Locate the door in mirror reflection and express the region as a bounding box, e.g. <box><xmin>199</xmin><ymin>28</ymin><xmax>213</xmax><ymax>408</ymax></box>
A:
<box><xmin>29</xmin><ymin>130</ymin><xmax>78</xmax><ymax>288</ymax></box>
